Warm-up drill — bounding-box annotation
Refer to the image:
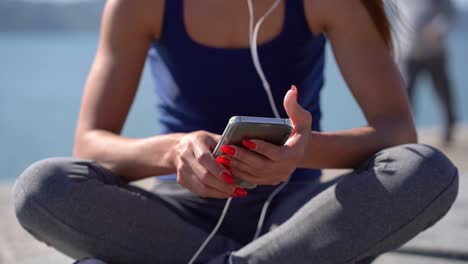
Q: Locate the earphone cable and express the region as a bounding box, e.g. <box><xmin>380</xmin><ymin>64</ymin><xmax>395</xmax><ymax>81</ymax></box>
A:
<box><xmin>248</xmin><ymin>0</ymin><xmax>282</xmax><ymax>119</ymax></box>
<box><xmin>188</xmin><ymin>197</ymin><xmax>233</xmax><ymax>264</ymax></box>
<box><xmin>247</xmin><ymin>0</ymin><xmax>290</xmax><ymax>241</ymax></box>
<box><xmin>188</xmin><ymin>1</ymin><xmax>288</xmax><ymax>262</ymax></box>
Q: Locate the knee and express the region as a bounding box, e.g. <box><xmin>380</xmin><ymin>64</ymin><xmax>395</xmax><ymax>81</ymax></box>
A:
<box><xmin>380</xmin><ymin>144</ymin><xmax>459</xmax><ymax>210</ymax></box>
<box><xmin>13</xmin><ymin>157</ymin><xmax>79</xmax><ymax>231</ymax></box>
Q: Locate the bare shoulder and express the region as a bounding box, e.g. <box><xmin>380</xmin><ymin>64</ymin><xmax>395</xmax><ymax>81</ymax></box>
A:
<box><xmin>304</xmin><ymin>0</ymin><xmax>366</xmax><ymax>34</ymax></box>
<box><xmin>103</xmin><ymin>0</ymin><xmax>165</xmax><ymax>39</ymax></box>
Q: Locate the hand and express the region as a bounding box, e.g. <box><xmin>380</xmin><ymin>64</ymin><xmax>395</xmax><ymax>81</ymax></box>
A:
<box><xmin>174</xmin><ymin>131</ymin><xmax>247</xmax><ymax>198</ymax></box>
<box><xmin>216</xmin><ymin>85</ymin><xmax>312</xmax><ymax>186</ymax></box>
<box><xmin>422</xmin><ymin>24</ymin><xmax>444</xmax><ymax>43</ymax></box>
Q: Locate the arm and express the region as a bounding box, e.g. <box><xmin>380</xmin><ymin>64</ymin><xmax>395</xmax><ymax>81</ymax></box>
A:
<box><xmin>222</xmin><ymin>0</ymin><xmax>417</xmax><ymax>185</ymax></box>
<box><xmin>73</xmin><ymin>0</ymin><xmax>180</xmax><ymax>181</ymax></box>
<box><xmin>74</xmin><ymin>0</ymin><xmax>235</xmax><ymax>198</ymax></box>
<box><xmin>211</xmin><ymin>0</ymin><xmax>417</xmax><ymax>187</ymax></box>
<box><xmin>301</xmin><ymin>0</ymin><xmax>417</xmax><ymax>169</ymax></box>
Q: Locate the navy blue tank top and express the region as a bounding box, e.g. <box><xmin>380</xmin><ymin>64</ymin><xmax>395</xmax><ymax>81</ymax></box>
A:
<box><xmin>148</xmin><ymin>0</ymin><xmax>326</xmax><ymax>181</ymax></box>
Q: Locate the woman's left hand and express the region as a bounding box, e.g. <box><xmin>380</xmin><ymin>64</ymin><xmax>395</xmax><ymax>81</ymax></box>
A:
<box><xmin>216</xmin><ymin>85</ymin><xmax>312</xmax><ymax>186</ymax></box>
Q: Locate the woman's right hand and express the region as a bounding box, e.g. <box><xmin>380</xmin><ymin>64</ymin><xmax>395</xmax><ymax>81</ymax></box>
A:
<box><xmin>174</xmin><ymin>131</ymin><xmax>246</xmax><ymax>199</ymax></box>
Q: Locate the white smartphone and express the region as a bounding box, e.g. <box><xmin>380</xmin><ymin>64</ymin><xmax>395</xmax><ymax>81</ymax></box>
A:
<box><xmin>213</xmin><ymin>116</ymin><xmax>293</xmax><ymax>189</ymax></box>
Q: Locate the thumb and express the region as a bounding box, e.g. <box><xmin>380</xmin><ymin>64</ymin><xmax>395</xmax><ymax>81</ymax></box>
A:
<box><xmin>284</xmin><ymin>85</ymin><xmax>312</xmax><ymax>137</ymax></box>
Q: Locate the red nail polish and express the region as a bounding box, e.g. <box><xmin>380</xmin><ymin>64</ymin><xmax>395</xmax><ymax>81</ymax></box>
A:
<box><xmin>221</xmin><ymin>172</ymin><xmax>234</xmax><ymax>184</ymax></box>
<box><xmin>291</xmin><ymin>85</ymin><xmax>298</xmax><ymax>97</ymax></box>
<box><xmin>233</xmin><ymin>187</ymin><xmax>248</xmax><ymax>197</ymax></box>
<box><xmin>216</xmin><ymin>156</ymin><xmax>231</xmax><ymax>166</ymax></box>
<box><xmin>242</xmin><ymin>139</ymin><xmax>256</xmax><ymax>150</ymax></box>
<box><xmin>221</xmin><ymin>145</ymin><xmax>235</xmax><ymax>156</ymax></box>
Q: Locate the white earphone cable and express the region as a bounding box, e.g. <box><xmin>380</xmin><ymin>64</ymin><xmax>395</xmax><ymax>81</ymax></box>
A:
<box><xmin>188</xmin><ymin>1</ymin><xmax>287</xmax><ymax>262</ymax></box>
<box><xmin>188</xmin><ymin>197</ymin><xmax>233</xmax><ymax>264</ymax></box>
<box><xmin>247</xmin><ymin>0</ymin><xmax>290</xmax><ymax>241</ymax></box>
<box><xmin>247</xmin><ymin>0</ymin><xmax>282</xmax><ymax>119</ymax></box>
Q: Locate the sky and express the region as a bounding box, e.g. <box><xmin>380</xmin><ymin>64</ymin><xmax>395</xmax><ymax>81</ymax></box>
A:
<box><xmin>18</xmin><ymin>0</ymin><xmax>95</xmax><ymax>4</ymax></box>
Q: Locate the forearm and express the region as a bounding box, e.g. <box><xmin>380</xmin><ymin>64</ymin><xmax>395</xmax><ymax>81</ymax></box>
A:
<box><xmin>299</xmin><ymin>119</ymin><xmax>417</xmax><ymax>169</ymax></box>
<box><xmin>73</xmin><ymin>130</ymin><xmax>184</xmax><ymax>181</ymax></box>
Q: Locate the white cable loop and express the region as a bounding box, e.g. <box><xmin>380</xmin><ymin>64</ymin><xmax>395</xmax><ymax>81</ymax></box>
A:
<box><xmin>248</xmin><ymin>0</ymin><xmax>282</xmax><ymax>119</ymax></box>
<box><xmin>247</xmin><ymin>0</ymin><xmax>289</xmax><ymax>241</ymax></box>
<box><xmin>189</xmin><ymin>1</ymin><xmax>288</xmax><ymax>262</ymax></box>
<box><xmin>252</xmin><ymin>178</ymin><xmax>290</xmax><ymax>240</ymax></box>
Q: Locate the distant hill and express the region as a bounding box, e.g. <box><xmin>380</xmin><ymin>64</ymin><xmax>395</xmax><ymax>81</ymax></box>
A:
<box><xmin>0</xmin><ymin>1</ymin><xmax>104</xmax><ymax>32</ymax></box>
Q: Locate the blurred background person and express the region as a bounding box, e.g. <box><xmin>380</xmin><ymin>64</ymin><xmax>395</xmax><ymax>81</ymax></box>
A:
<box><xmin>396</xmin><ymin>0</ymin><xmax>458</xmax><ymax>145</ymax></box>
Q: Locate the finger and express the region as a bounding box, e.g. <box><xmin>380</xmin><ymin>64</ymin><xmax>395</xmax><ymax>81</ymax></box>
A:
<box><xmin>283</xmin><ymin>85</ymin><xmax>312</xmax><ymax>132</ymax></box>
<box><xmin>283</xmin><ymin>85</ymin><xmax>312</xmax><ymax>148</ymax></box>
<box><xmin>215</xmin><ymin>156</ymin><xmax>263</xmax><ymax>190</ymax></box>
<box><xmin>186</xmin><ymin>145</ymin><xmax>235</xmax><ymax>195</ymax></box>
<box><xmin>177</xmin><ymin>161</ymin><xmax>231</xmax><ymax>199</ymax></box>
<box><xmin>204</xmin><ymin>133</ymin><xmax>221</xmax><ymax>152</ymax></box>
<box><xmin>191</xmin><ymin>161</ymin><xmax>236</xmax><ymax>195</ymax></box>
<box><xmin>241</xmin><ymin>139</ymin><xmax>283</xmax><ymax>161</ymax></box>
<box><xmin>191</xmin><ymin>174</ymin><xmax>233</xmax><ymax>199</ymax></box>
<box><xmin>213</xmin><ymin>155</ymin><xmax>262</xmax><ymax>185</ymax></box>
<box><xmin>219</xmin><ymin>144</ymin><xmax>269</xmax><ymax>168</ymax></box>
<box><xmin>217</xmin><ymin>155</ymin><xmax>259</xmax><ymax>178</ymax></box>
<box><xmin>192</xmin><ymin>140</ymin><xmax>234</xmax><ymax>185</ymax></box>
<box><xmin>211</xmin><ymin>134</ymin><xmax>222</xmax><ymax>144</ymax></box>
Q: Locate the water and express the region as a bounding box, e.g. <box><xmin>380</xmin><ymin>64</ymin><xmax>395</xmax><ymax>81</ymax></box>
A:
<box><xmin>1</xmin><ymin>28</ymin><xmax>467</xmax><ymax>182</ymax></box>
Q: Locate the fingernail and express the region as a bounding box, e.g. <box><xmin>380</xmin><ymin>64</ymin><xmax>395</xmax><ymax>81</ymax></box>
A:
<box><xmin>221</xmin><ymin>145</ymin><xmax>235</xmax><ymax>156</ymax></box>
<box><xmin>221</xmin><ymin>172</ymin><xmax>234</xmax><ymax>184</ymax></box>
<box><xmin>216</xmin><ymin>156</ymin><xmax>231</xmax><ymax>166</ymax></box>
<box><xmin>233</xmin><ymin>187</ymin><xmax>248</xmax><ymax>197</ymax></box>
<box><xmin>291</xmin><ymin>85</ymin><xmax>298</xmax><ymax>97</ymax></box>
<box><xmin>242</xmin><ymin>139</ymin><xmax>256</xmax><ymax>150</ymax></box>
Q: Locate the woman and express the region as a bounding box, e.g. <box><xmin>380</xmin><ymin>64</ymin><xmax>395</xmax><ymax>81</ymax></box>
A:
<box><xmin>13</xmin><ymin>0</ymin><xmax>458</xmax><ymax>263</ymax></box>
<box><xmin>397</xmin><ymin>0</ymin><xmax>457</xmax><ymax>145</ymax></box>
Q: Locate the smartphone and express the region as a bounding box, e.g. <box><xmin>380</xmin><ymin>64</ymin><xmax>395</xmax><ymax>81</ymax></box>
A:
<box><xmin>213</xmin><ymin>116</ymin><xmax>293</xmax><ymax>189</ymax></box>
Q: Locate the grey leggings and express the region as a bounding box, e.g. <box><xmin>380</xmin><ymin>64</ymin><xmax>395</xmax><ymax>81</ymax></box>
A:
<box><xmin>13</xmin><ymin>144</ymin><xmax>458</xmax><ymax>264</ymax></box>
